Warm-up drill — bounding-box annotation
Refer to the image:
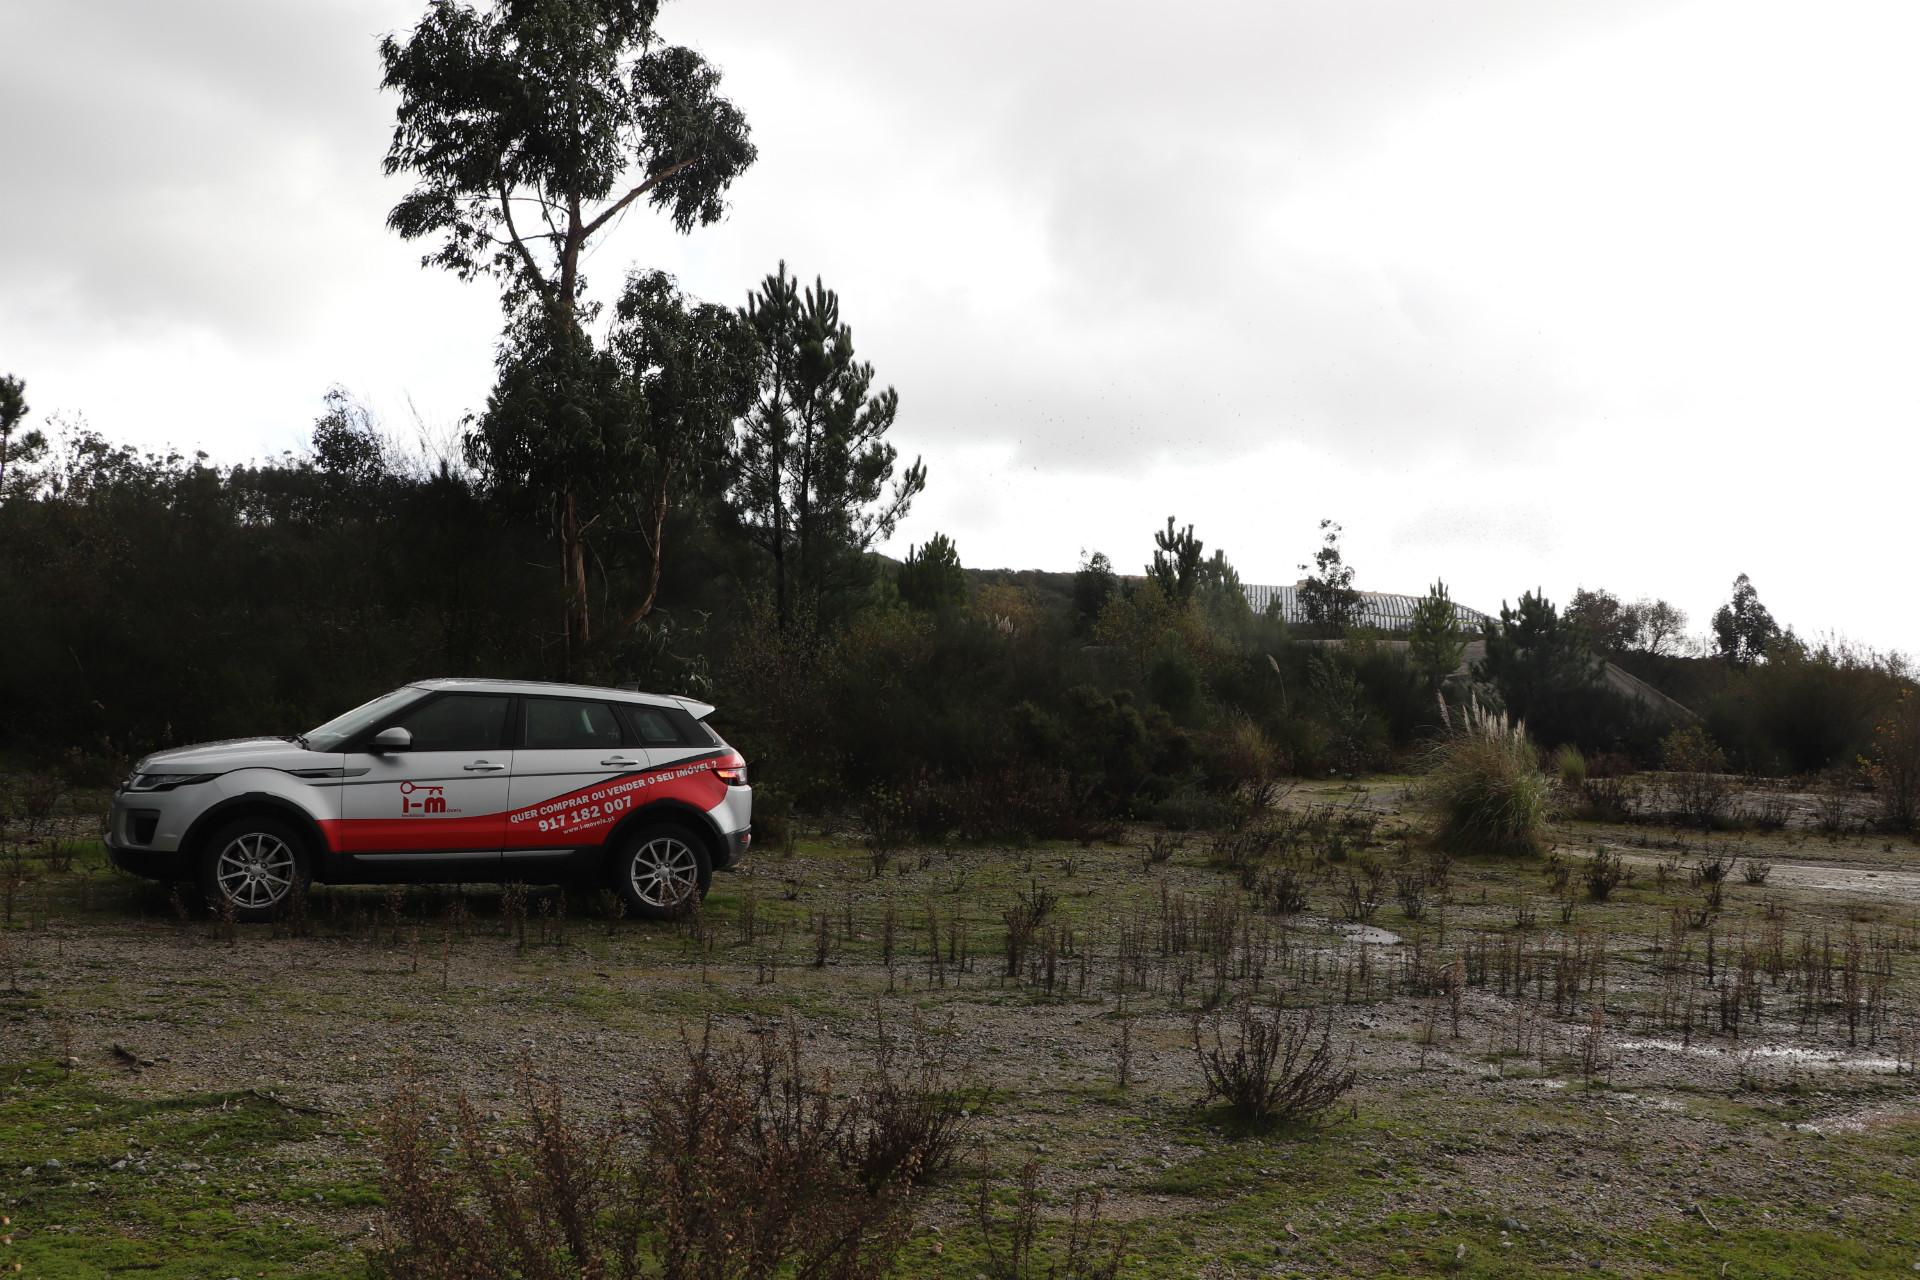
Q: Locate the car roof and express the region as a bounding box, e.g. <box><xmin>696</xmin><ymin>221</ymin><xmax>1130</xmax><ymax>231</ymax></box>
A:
<box><xmin>409</xmin><ymin>678</ymin><xmax>715</xmax><ymax>719</ymax></box>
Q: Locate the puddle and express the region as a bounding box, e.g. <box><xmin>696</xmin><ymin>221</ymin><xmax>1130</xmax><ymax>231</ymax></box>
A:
<box><xmin>1612</xmin><ymin>1039</ymin><xmax>1906</xmax><ymax>1074</ymax></box>
<box><xmin>1336</xmin><ymin>923</ymin><xmax>1403</xmax><ymax>946</ymax></box>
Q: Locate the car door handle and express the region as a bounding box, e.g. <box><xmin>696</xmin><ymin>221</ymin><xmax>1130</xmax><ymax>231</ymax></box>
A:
<box><xmin>600</xmin><ymin>756</ymin><xmax>642</xmax><ymax>767</ymax></box>
<box><xmin>463</xmin><ymin>761</ymin><xmax>507</xmax><ymax>772</ymax></box>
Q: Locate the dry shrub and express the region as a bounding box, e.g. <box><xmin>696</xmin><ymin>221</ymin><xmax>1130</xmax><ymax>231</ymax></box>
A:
<box><xmin>976</xmin><ymin>1160</ymin><xmax>1128</xmax><ymax>1280</ymax></box>
<box><xmin>372</xmin><ymin>1021</ymin><xmax>956</xmax><ymax>1279</ymax></box>
<box><xmin>1660</xmin><ymin>726</ymin><xmax>1734</xmax><ymax>829</ymax></box>
<box><xmin>1192</xmin><ymin>1004</ymin><xmax>1357</xmax><ymax>1133</ymax></box>
<box><xmin>1583</xmin><ymin>848</ymin><xmax>1626</xmax><ymax>901</ymax></box>
<box><xmin>1420</xmin><ymin>694</ymin><xmax>1549</xmax><ymax>856</ymax></box>
<box><xmin>844</xmin><ymin>1017</ymin><xmax>974</xmax><ymax>1191</ymax></box>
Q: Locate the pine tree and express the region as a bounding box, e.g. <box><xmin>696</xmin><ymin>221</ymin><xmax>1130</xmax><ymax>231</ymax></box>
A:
<box><xmin>731</xmin><ymin>264</ymin><xmax>926</xmax><ymax>627</ymax></box>
<box><xmin>1407</xmin><ymin>580</ymin><xmax>1466</xmax><ymax>687</ymax></box>
<box><xmin>897</xmin><ymin>533</ymin><xmax>966</xmax><ymax>612</ymax></box>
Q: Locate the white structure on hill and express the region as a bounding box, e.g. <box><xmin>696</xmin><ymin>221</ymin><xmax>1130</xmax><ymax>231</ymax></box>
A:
<box><xmin>1241</xmin><ymin>584</ymin><xmax>1494</xmax><ymax>634</ymax></box>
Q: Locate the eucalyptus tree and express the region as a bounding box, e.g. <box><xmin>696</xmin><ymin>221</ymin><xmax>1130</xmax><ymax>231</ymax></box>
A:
<box><xmin>380</xmin><ymin>0</ymin><xmax>754</xmax><ymax>657</ymax></box>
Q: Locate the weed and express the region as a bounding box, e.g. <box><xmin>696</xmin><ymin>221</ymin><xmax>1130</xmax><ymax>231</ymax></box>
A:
<box><xmin>1583</xmin><ymin>848</ymin><xmax>1626</xmax><ymax>901</ymax></box>
<box><xmin>976</xmin><ymin>1161</ymin><xmax>1127</xmax><ymax>1280</ymax></box>
<box><xmin>1192</xmin><ymin>1003</ymin><xmax>1357</xmax><ymax>1132</ymax></box>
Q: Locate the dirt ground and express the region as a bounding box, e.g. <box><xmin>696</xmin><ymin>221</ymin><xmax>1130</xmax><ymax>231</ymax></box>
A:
<box><xmin>4</xmin><ymin>775</ymin><xmax>1920</xmax><ymax>1276</ymax></box>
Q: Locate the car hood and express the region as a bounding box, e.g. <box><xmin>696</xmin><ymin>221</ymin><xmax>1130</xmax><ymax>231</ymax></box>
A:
<box><xmin>135</xmin><ymin>738</ymin><xmax>330</xmax><ymax>774</ymax></box>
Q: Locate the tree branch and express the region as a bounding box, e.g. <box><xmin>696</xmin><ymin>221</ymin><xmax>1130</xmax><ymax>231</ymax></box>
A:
<box><xmin>497</xmin><ymin>176</ymin><xmax>556</xmax><ymax>309</ymax></box>
<box><xmin>579</xmin><ymin>156</ymin><xmax>700</xmax><ymax>239</ymax></box>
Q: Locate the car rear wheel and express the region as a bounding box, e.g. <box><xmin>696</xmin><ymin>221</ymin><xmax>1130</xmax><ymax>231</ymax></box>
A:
<box><xmin>195</xmin><ymin>815</ymin><xmax>310</xmax><ymax>923</ymax></box>
<box><xmin>612</xmin><ymin>822</ymin><xmax>712</xmax><ymax>921</ymax></box>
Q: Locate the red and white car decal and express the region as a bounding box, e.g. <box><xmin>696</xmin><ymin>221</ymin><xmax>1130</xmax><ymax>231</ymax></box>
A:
<box><xmin>317</xmin><ymin>751</ymin><xmax>742</xmax><ymax>853</ymax></box>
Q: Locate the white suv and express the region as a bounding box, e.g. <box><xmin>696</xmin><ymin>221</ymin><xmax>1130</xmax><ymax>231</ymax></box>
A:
<box><xmin>105</xmin><ymin>679</ymin><xmax>752</xmax><ymax>921</ymax></box>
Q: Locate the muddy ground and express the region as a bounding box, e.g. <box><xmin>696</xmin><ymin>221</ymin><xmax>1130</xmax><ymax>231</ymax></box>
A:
<box><xmin>4</xmin><ymin>776</ymin><xmax>1920</xmax><ymax>1276</ymax></box>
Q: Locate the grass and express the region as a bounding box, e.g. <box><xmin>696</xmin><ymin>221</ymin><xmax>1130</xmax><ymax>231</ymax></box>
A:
<box><xmin>0</xmin><ymin>1061</ymin><xmax>372</xmax><ymax>1277</ymax></box>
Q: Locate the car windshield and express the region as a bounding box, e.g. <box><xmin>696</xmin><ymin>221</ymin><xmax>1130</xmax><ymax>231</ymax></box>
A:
<box><xmin>304</xmin><ymin>687</ymin><xmax>422</xmax><ymax>752</ymax></box>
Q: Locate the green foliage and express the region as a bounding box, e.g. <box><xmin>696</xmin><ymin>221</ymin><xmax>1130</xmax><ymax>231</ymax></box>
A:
<box><xmin>1712</xmin><ymin>573</ymin><xmax>1780</xmax><ymax>667</ymax></box>
<box><xmin>1146</xmin><ymin>516</ymin><xmax>1204</xmax><ymax>604</ymax></box>
<box><xmin>731</xmin><ymin>263</ymin><xmax>926</xmax><ymax>628</ymax></box>
<box><xmin>1566</xmin><ymin>586</ymin><xmax>1639</xmax><ymax>654</ymax></box>
<box><xmin>1862</xmin><ymin>687</ymin><xmax>1920</xmax><ymax>832</ymax></box>
<box><xmin>1406</xmin><ymin>580</ymin><xmax>1466</xmax><ymax>687</ymax></box>
<box><xmin>1472</xmin><ymin>588</ymin><xmax>1655</xmax><ymax>752</ymax></box>
<box><xmin>1659</xmin><ymin>724</ymin><xmax>1727</xmax><ymax>775</ymax></box>
<box><xmin>1551</xmin><ymin>743</ymin><xmax>1588</xmax><ymax>788</ymax></box>
<box><xmin>379</xmin><ymin>0</ymin><xmax>754</xmax><ymax>309</ymax></box>
<box><xmin>1422</xmin><ymin>695</ymin><xmax>1550</xmax><ymax>855</ymax></box>
<box><xmin>1072</xmin><ymin>550</ymin><xmax>1117</xmax><ymax>632</ymax></box>
<box><xmin>1195</xmin><ymin>548</ymin><xmax>1255</xmax><ymax>638</ymax></box>
<box><xmin>0</xmin><ymin>372</ymin><xmax>43</xmax><ymax>497</ymax></box>
<box><xmin>382</xmin><ymin>0</ymin><xmax>756</xmax><ymax>656</ymax></box>
<box><xmin>1297</xmin><ymin>518</ymin><xmax>1362</xmax><ymax>637</ymax></box>
<box><xmin>897</xmin><ymin>532</ymin><xmax>966</xmax><ymax>612</ymax></box>
<box><xmin>1477</xmin><ymin>590</ymin><xmax>1597</xmax><ymax>722</ymax></box>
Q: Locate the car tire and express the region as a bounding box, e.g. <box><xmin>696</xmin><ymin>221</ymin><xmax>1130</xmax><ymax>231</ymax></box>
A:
<box><xmin>611</xmin><ymin>821</ymin><xmax>712</xmax><ymax>921</ymax></box>
<box><xmin>195</xmin><ymin>814</ymin><xmax>311</xmax><ymax>923</ymax></box>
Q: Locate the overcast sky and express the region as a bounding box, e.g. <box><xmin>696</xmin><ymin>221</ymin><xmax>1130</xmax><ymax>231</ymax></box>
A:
<box><xmin>4</xmin><ymin>0</ymin><xmax>1916</xmax><ymax>654</ymax></box>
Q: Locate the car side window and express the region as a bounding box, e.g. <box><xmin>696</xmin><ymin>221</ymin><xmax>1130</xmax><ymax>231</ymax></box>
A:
<box><xmin>524</xmin><ymin>699</ymin><xmax>625</xmax><ymax>750</ymax></box>
<box><xmin>624</xmin><ymin>705</ymin><xmax>687</xmax><ymax>747</ymax></box>
<box><xmin>391</xmin><ymin>694</ymin><xmax>511</xmax><ymax>753</ymax></box>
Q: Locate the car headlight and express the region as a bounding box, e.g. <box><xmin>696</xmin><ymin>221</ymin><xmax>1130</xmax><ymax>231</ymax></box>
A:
<box><xmin>124</xmin><ymin>772</ymin><xmax>217</xmax><ymax>793</ymax></box>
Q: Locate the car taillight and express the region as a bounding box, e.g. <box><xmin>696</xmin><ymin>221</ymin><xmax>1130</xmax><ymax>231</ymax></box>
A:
<box><xmin>716</xmin><ymin>764</ymin><xmax>748</xmax><ymax>786</ymax></box>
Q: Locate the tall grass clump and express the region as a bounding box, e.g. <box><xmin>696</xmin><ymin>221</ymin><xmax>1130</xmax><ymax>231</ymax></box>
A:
<box><xmin>1551</xmin><ymin>743</ymin><xmax>1588</xmax><ymax>789</ymax></box>
<box><xmin>1421</xmin><ymin>693</ymin><xmax>1550</xmax><ymax>856</ymax></box>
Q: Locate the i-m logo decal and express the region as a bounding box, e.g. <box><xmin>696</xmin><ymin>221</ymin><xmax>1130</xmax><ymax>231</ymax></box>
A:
<box><xmin>398</xmin><ymin>781</ymin><xmax>458</xmax><ymax>816</ymax></box>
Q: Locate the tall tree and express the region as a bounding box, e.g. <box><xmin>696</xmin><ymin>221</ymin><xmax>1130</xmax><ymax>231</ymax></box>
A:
<box><xmin>606</xmin><ymin>271</ymin><xmax>759</xmax><ymax>626</ymax></box>
<box><xmin>380</xmin><ymin>0</ymin><xmax>754</xmax><ymax>658</ymax></box>
<box><xmin>1072</xmin><ymin>550</ymin><xmax>1117</xmax><ymax>632</ymax></box>
<box><xmin>1407</xmin><ymin>580</ymin><xmax>1466</xmax><ymax>687</ymax></box>
<box><xmin>896</xmin><ymin>533</ymin><xmax>966</xmax><ymax>612</ymax></box>
<box><xmin>1711</xmin><ymin>573</ymin><xmax>1780</xmax><ymax>667</ymax></box>
<box><xmin>732</xmin><ymin>264</ymin><xmax>925</xmax><ymax>628</ymax></box>
<box><xmin>1297</xmin><ymin>518</ymin><xmax>1362</xmax><ymax>637</ymax></box>
<box><xmin>1195</xmin><ymin>548</ymin><xmax>1253</xmax><ymax>634</ymax></box>
<box><xmin>1146</xmin><ymin>517</ymin><xmax>1204</xmax><ymax>604</ymax></box>
<box><xmin>0</xmin><ymin>374</ymin><xmax>34</xmax><ymax>497</ymax></box>
<box><xmin>380</xmin><ymin>0</ymin><xmax>754</xmax><ymax>315</ymax></box>
<box><xmin>1475</xmin><ymin>589</ymin><xmax>1600</xmax><ymax>726</ymax></box>
<box><xmin>1566</xmin><ymin>587</ymin><xmax>1640</xmax><ymax>654</ymax></box>
<box><xmin>1635</xmin><ymin>598</ymin><xmax>1687</xmax><ymax>657</ymax></box>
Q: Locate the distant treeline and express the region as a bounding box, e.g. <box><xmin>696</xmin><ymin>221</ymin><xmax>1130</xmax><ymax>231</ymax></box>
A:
<box><xmin>1</xmin><ymin>413</ymin><xmax>1910</xmax><ymax>833</ymax></box>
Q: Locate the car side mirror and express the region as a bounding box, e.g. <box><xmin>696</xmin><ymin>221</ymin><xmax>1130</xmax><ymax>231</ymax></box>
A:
<box><xmin>371</xmin><ymin>726</ymin><xmax>412</xmax><ymax>753</ymax></box>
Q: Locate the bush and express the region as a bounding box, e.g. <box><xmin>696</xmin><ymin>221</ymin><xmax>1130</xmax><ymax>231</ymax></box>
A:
<box><xmin>1862</xmin><ymin>688</ymin><xmax>1920</xmax><ymax>834</ymax></box>
<box><xmin>1420</xmin><ymin>695</ymin><xmax>1550</xmax><ymax>856</ymax></box>
<box><xmin>372</xmin><ymin>1023</ymin><xmax>942</xmax><ymax>1279</ymax></box>
<box><xmin>1191</xmin><ymin>1004</ymin><xmax>1357</xmax><ymax>1132</ymax></box>
<box><xmin>1659</xmin><ymin>725</ymin><xmax>1734</xmax><ymax>829</ymax></box>
<box><xmin>1154</xmin><ymin>786</ymin><xmax>1235</xmax><ymax>833</ymax></box>
<box><xmin>1583</xmin><ymin>848</ymin><xmax>1626</xmax><ymax>900</ymax></box>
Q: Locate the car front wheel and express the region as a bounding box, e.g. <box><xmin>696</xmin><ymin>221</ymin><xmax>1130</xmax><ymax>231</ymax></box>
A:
<box><xmin>613</xmin><ymin>823</ymin><xmax>711</xmax><ymax>921</ymax></box>
<box><xmin>195</xmin><ymin>815</ymin><xmax>310</xmax><ymax>923</ymax></box>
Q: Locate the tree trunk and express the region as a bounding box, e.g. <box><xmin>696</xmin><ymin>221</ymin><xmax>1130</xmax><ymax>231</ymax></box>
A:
<box><xmin>561</xmin><ymin>488</ymin><xmax>590</xmax><ymax>668</ymax></box>
<box><xmin>623</xmin><ymin>463</ymin><xmax>673</xmax><ymax>630</ymax></box>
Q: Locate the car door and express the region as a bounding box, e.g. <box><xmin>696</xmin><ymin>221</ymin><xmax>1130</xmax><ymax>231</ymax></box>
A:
<box><xmin>337</xmin><ymin>691</ymin><xmax>515</xmax><ymax>872</ymax></box>
<box><xmin>502</xmin><ymin>696</ymin><xmax>643</xmax><ymax>874</ymax></box>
